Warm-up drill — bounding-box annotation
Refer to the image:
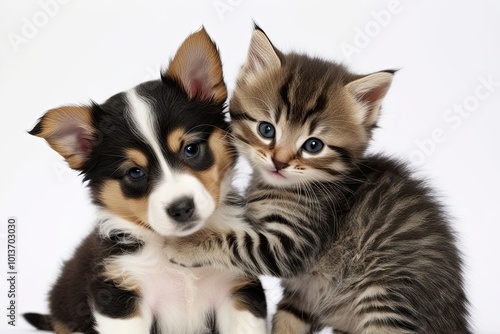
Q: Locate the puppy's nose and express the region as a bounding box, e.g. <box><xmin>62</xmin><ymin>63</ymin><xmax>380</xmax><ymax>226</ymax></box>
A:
<box><xmin>166</xmin><ymin>197</ymin><xmax>195</xmax><ymax>223</ymax></box>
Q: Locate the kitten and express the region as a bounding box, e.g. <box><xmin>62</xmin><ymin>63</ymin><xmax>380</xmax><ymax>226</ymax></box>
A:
<box><xmin>165</xmin><ymin>26</ymin><xmax>471</xmax><ymax>334</ymax></box>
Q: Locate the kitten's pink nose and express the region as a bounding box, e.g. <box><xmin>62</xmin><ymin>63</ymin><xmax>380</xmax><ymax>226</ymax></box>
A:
<box><xmin>272</xmin><ymin>158</ymin><xmax>289</xmax><ymax>171</ymax></box>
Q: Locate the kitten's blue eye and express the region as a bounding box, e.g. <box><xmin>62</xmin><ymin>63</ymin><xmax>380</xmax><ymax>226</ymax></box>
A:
<box><xmin>258</xmin><ymin>122</ymin><xmax>275</xmax><ymax>139</ymax></box>
<box><xmin>128</xmin><ymin>167</ymin><xmax>146</xmax><ymax>180</ymax></box>
<box><xmin>184</xmin><ymin>144</ymin><xmax>199</xmax><ymax>158</ymax></box>
<box><xmin>302</xmin><ymin>138</ymin><xmax>324</xmax><ymax>154</ymax></box>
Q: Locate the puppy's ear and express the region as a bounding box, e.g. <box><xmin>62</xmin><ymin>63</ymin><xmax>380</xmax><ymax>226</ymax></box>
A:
<box><xmin>29</xmin><ymin>106</ymin><xmax>95</xmax><ymax>170</ymax></box>
<box><xmin>166</xmin><ymin>27</ymin><xmax>227</xmax><ymax>104</ymax></box>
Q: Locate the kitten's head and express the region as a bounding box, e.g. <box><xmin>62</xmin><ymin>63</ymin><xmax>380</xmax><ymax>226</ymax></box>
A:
<box><xmin>230</xmin><ymin>26</ymin><xmax>394</xmax><ymax>188</ymax></box>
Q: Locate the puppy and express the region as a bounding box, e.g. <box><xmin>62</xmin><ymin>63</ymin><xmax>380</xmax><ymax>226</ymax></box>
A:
<box><xmin>23</xmin><ymin>28</ymin><xmax>267</xmax><ymax>334</ymax></box>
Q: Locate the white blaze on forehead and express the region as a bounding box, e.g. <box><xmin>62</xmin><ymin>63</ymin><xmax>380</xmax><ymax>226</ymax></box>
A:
<box><xmin>124</xmin><ymin>88</ymin><xmax>216</xmax><ymax>237</ymax></box>
<box><xmin>126</xmin><ymin>89</ymin><xmax>173</xmax><ymax>179</ymax></box>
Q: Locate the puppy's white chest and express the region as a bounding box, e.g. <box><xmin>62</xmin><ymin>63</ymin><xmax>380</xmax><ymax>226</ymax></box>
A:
<box><xmin>111</xmin><ymin>241</ymin><xmax>235</xmax><ymax>333</ymax></box>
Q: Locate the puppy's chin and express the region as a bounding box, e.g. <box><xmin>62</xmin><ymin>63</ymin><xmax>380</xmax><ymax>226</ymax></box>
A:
<box><xmin>148</xmin><ymin>217</ymin><xmax>207</xmax><ymax>238</ymax></box>
<box><xmin>171</xmin><ymin>221</ymin><xmax>205</xmax><ymax>237</ymax></box>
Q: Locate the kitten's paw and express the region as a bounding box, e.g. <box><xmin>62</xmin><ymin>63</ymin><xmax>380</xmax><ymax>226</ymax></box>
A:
<box><xmin>164</xmin><ymin>235</ymin><xmax>214</xmax><ymax>268</ymax></box>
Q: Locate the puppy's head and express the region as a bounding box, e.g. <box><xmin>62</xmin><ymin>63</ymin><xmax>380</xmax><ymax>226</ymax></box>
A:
<box><xmin>30</xmin><ymin>28</ymin><xmax>235</xmax><ymax>237</ymax></box>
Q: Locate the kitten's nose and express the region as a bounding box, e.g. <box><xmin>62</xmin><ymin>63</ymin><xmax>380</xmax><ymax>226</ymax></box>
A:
<box><xmin>272</xmin><ymin>158</ymin><xmax>289</xmax><ymax>171</ymax></box>
<box><xmin>166</xmin><ymin>197</ymin><xmax>195</xmax><ymax>223</ymax></box>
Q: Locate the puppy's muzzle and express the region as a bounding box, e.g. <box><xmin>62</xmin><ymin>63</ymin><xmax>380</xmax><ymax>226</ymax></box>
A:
<box><xmin>166</xmin><ymin>197</ymin><xmax>195</xmax><ymax>223</ymax></box>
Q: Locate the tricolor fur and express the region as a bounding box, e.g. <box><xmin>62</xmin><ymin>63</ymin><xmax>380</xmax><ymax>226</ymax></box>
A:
<box><xmin>24</xmin><ymin>28</ymin><xmax>266</xmax><ymax>334</ymax></box>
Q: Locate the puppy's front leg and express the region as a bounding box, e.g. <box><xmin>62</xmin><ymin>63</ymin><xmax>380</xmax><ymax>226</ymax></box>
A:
<box><xmin>93</xmin><ymin>312</ymin><xmax>151</xmax><ymax>334</ymax></box>
<box><xmin>90</xmin><ymin>273</ymin><xmax>151</xmax><ymax>333</ymax></box>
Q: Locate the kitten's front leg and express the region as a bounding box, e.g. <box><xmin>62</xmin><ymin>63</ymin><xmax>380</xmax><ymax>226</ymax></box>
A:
<box><xmin>166</xmin><ymin>212</ymin><xmax>317</xmax><ymax>278</ymax></box>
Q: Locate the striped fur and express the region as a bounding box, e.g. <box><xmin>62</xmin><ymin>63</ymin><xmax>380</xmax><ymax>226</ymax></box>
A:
<box><xmin>165</xmin><ymin>27</ymin><xmax>471</xmax><ymax>333</ymax></box>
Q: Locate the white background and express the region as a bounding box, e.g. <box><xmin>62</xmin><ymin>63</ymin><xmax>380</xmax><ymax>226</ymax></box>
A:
<box><xmin>1</xmin><ymin>0</ymin><xmax>499</xmax><ymax>333</ymax></box>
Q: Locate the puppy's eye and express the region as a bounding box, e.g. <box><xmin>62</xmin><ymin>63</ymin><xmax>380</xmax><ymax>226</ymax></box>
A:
<box><xmin>128</xmin><ymin>167</ymin><xmax>146</xmax><ymax>180</ymax></box>
<box><xmin>302</xmin><ymin>138</ymin><xmax>324</xmax><ymax>154</ymax></box>
<box><xmin>258</xmin><ymin>122</ymin><xmax>275</xmax><ymax>139</ymax></box>
<box><xmin>184</xmin><ymin>144</ymin><xmax>199</xmax><ymax>158</ymax></box>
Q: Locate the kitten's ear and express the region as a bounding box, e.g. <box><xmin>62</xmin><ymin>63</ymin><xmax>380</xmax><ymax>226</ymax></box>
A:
<box><xmin>166</xmin><ymin>27</ymin><xmax>227</xmax><ymax>104</ymax></box>
<box><xmin>346</xmin><ymin>70</ymin><xmax>395</xmax><ymax>127</ymax></box>
<box><xmin>240</xmin><ymin>25</ymin><xmax>281</xmax><ymax>78</ymax></box>
<box><xmin>29</xmin><ymin>106</ymin><xmax>96</xmax><ymax>170</ymax></box>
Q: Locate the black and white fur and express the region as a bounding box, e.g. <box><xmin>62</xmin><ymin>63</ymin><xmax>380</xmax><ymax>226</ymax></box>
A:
<box><xmin>24</xmin><ymin>28</ymin><xmax>267</xmax><ymax>334</ymax></box>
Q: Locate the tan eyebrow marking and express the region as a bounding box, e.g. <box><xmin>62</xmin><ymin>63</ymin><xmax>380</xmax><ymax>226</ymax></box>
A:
<box><xmin>166</xmin><ymin>128</ymin><xmax>185</xmax><ymax>152</ymax></box>
<box><xmin>126</xmin><ymin>148</ymin><xmax>148</xmax><ymax>167</ymax></box>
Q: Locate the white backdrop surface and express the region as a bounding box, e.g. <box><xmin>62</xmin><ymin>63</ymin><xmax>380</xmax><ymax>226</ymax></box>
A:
<box><xmin>0</xmin><ymin>1</ymin><xmax>499</xmax><ymax>333</ymax></box>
